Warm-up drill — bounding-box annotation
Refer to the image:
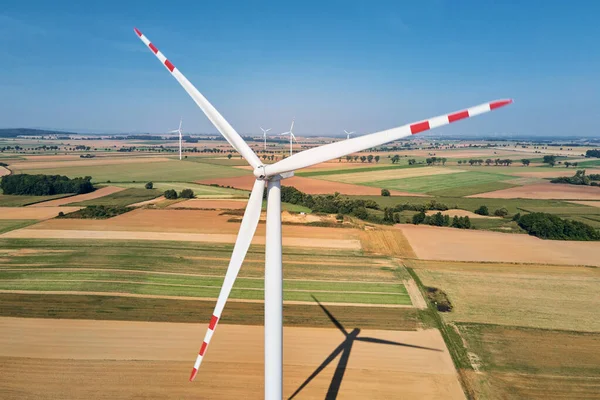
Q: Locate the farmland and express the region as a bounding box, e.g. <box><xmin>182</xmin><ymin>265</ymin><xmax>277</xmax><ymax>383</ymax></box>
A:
<box><xmin>1</xmin><ymin>138</ymin><xmax>599</xmax><ymax>399</ymax></box>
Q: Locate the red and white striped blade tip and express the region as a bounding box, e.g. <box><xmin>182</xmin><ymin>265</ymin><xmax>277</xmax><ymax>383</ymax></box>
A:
<box><xmin>490</xmin><ymin>99</ymin><xmax>513</xmax><ymax>109</ymax></box>
<box><xmin>134</xmin><ymin>27</ymin><xmax>142</xmax><ymax>36</ymax></box>
<box><xmin>189</xmin><ymin>368</ymin><xmax>198</xmax><ymax>382</ymax></box>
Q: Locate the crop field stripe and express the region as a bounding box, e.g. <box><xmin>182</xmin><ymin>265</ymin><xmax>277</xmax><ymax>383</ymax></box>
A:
<box><xmin>0</xmin><ymin>279</ymin><xmax>409</xmax><ymax>296</ymax></box>
<box><xmin>0</xmin><ymin>267</ymin><xmax>405</xmax><ymax>285</ymax></box>
<box><xmin>296</xmin><ymin>164</ymin><xmax>425</xmax><ymax>178</ymax></box>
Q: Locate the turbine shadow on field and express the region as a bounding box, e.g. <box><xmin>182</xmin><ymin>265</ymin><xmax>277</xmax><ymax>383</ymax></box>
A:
<box><xmin>288</xmin><ymin>295</ymin><xmax>442</xmax><ymax>400</ymax></box>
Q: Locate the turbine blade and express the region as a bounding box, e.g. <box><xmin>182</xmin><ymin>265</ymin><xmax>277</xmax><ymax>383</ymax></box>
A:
<box><xmin>290</xmin><ymin>119</ymin><xmax>295</xmax><ymax>132</ymax></box>
<box><xmin>134</xmin><ymin>28</ymin><xmax>261</xmax><ymax>169</ymax></box>
<box><xmin>311</xmin><ymin>295</ymin><xmax>347</xmax><ymax>336</ymax></box>
<box><xmin>264</xmin><ymin>99</ymin><xmax>512</xmax><ymax>176</ymax></box>
<box><xmin>356</xmin><ymin>337</ymin><xmax>442</xmax><ymax>351</ymax></box>
<box><xmin>189</xmin><ymin>179</ymin><xmax>265</xmax><ymax>381</ymax></box>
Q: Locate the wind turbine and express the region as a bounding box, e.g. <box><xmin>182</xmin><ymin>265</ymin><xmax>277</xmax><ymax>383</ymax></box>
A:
<box><xmin>344</xmin><ymin>129</ymin><xmax>355</xmax><ymax>140</ymax></box>
<box><xmin>279</xmin><ymin>119</ymin><xmax>297</xmax><ymax>156</ymax></box>
<box><xmin>260</xmin><ymin>127</ymin><xmax>271</xmax><ymax>152</ymax></box>
<box><xmin>169</xmin><ymin>118</ymin><xmax>183</xmax><ymax>160</ymax></box>
<box><xmin>134</xmin><ymin>27</ymin><xmax>512</xmax><ymax>400</ymax></box>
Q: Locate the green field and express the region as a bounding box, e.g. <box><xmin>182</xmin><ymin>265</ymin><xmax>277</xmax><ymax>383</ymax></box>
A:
<box><xmin>0</xmin><ymin>238</ymin><xmax>410</xmax><ymax>306</ymax></box>
<box><xmin>296</xmin><ymin>163</ymin><xmax>423</xmax><ymax>178</ymax></box>
<box><xmin>367</xmin><ymin>171</ymin><xmax>515</xmax><ymax>196</ymax></box>
<box><xmin>13</xmin><ymin>160</ymin><xmax>247</xmax><ymax>183</ymax></box>
<box><xmin>0</xmin><ymin>193</ymin><xmax>73</xmax><ymax>207</ymax></box>
<box><xmin>578</xmin><ymin>159</ymin><xmax>600</xmax><ymax>167</ymax></box>
<box><xmin>113</xmin><ymin>181</ymin><xmax>249</xmax><ymax>198</ymax></box>
<box><xmin>71</xmin><ymin>188</ymin><xmax>162</xmax><ymax>206</ymax></box>
<box><xmin>0</xmin><ymin>220</ymin><xmax>38</xmax><ymax>234</ymax></box>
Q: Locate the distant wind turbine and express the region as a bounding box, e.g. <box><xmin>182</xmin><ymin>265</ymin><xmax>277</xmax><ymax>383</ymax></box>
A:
<box><xmin>279</xmin><ymin>119</ymin><xmax>297</xmax><ymax>156</ymax></box>
<box><xmin>169</xmin><ymin>118</ymin><xmax>183</xmax><ymax>160</ymax></box>
<box><xmin>344</xmin><ymin>129</ymin><xmax>355</xmax><ymax>140</ymax></box>
<box><xmin>260</xmin><ymin>127</ymin><xmax>271</xmax><ymax>151</ymax></box>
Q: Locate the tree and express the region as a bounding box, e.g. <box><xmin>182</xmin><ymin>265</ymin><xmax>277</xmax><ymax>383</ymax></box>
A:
<box><xmin>426</xmin><ymin>158</ymin><xmax>433</xmax><ymax>165</ymax></box>
<box><xmin>346</xmin><ymin>155</ymin><xmax>352</xmax><ymax>162</ymax></box>
<box><xmin>565</xmin><ymin>161</ymin><xmax>571</xmax><ymax>168</ymax></box>
<box><xmin>353</xmin><ymin>156</ymin><xmax>359</xmax><ymax>162</ymax></box>
<box><xmin>227</xmin><ymin>153</ymin><xmax>232</xmax><ymax>159</ymax></box>
<box><xmin>391</xmin><ymin>154</ymin><xmax>400</xmax><ymax>164</ymax></box>
<box><xmin>374</xmin><ymin>155</ymin><xmax>380</xmax><ymax>163</ymax></box>
<box><xmin>367</xmin><ymin>154</ymin><xmax>374</xmax><ymax>163</ymax></box>
<box><xmin>408</xmin><ymin>158</ymin><xmax>416</xmax><ymax>165</ymax></box>
<box><xmin>474</xmin><ymin>205</ymin><xmax>489</xmax><ymax>216</ymax></box>
<box><xmin>521</xmin><ymin>159</ymin><xmax>530</xmax><ymax>166</ymax></box>
<box><xmin>180</xmin><ymin>188</ymin><xmax>194</xmax><ymax>198</ymax></box>
<box><xmin>543</xmin><ymin>155</ymin><xmax>556</xmax><ymax>167</ymax></box>
<box><xmin>412</xmin><ymin>211</ymin><xmax>426</xmax><ymax>225</ymax></box>
<box><xmin>381</xmin><ymin>188</ymin><xmax>390</xmax><ymax>197</ymax></box>
<box><xmin>360</xmin><ymin>156</ymin><xmax>367</xmax><ymax>163</ymax></box>
<box><xmin>145</xmin><ymin>182</ymin><xmax>153</xmax><ymax>189</ymax></box>
<box><xmin>485</xmin><ymin>159</ymin><xmax>493</xmax><ymax>166</ymax></box>
<box><xmin>441</xmin><ymin>158</ymin><xmax>447</xmax><ymax>166</ymax></box>
<box><xmin>494</xmin><ymin>207</ymin><xmax>509</xmax><ymax>217</ymax></box>
<box><xmin>457</xmin><ymin>160</ymin><xmax>462</xmax><ymax>165</ymax></box>
<box><xmin>164</xmin><ymin>189</ymin><xmax>178</xmax><ymax>199</ymax></box>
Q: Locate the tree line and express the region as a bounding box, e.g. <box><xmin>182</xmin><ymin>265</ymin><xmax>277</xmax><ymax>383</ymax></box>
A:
<box><xmin>514</xmin><ymin>212</ymin><xmax>599</xmax><ymax>241</ymax></box>
<box><xmin>551</xmin><ymin>170</ymin><xmax>600</xmax><ymax>186</ymax></box>
<box><xmin>1</xmin><ymin>174</ymin><xmax>94</xmax><ymax>195</ymax></box>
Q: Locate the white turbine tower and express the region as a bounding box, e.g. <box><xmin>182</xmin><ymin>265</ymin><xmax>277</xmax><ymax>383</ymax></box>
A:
<box><xmin>260</xmin><ymin>127</ymin><xmax>271</xmax><ymax>152</ymax></box>
<box><xmin>344</xmin><ymin>129</ymin><xmax>355</xmax><ymax>140</ymax></box>
<box><xmin>169</xmin><ymin>118</ymin><xmax>183</xmax><ymax>160</ymax></box>
<box><xmin>134</xmin><ymin>27</ymin><xmax>513</xmax><ymax>400</ymax></box>
<box><xmin>279</xmin><ymin>120</ymin><xmax>297</xmax><ymax>156</ymax></box>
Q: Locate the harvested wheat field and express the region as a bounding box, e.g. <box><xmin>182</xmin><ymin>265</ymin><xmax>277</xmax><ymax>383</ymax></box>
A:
<box><xmin>0</xmin><ymin>166</ymin><xmax>10</xmax><ymax>177</ymax></box>
<box><xmin>399</xmin><ymin>225</ymin><xmax>600</xmax><ymax>266</ymax></box>
<box><xmin>0</xmin><ymin>207</ymin><xmax>80</xmax><ymax>220</ymax></box>
<box><xmin>9</xmin><ymin>157</ymin><xmax>171</xmax><ymax>170</ymax></box>
<box><xmin>0</xmin><ymin>317</ymin><xmax>464</xmax><ymax>400</ymax></box>
<box><xmin>169</xmin><ymin>199</ymin><xmax>248</xmax><ymax>209</ymax></box>
<box><xmin>129</xmin><ymin>195</ymin><xmax>166</xmax><ymax>207</ymax></box>
<box><xmin>470</xmin><ymin>182</ymin><xmax>600</xmax><ymax>200</ymax></box>
<box><xmin>425</xmin><ymin>209</ymin><xmax>499</xmax><ymax>219</ymax></box>
<box><xmin>24</xmin><ymin>209</ymin><xmax>362</xmax><ymax>240</ymax></box>
<box><xmin>198</xmin><ymin>175</ymin><xmax>423</xmax><ymax>196</ymax></box>
<box><xmin>28</xmin><ymin>186</ymin><xmax>125</xmax><ymax>207</ymax></box>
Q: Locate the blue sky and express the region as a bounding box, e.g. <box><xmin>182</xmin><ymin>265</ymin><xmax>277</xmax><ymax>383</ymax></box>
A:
<box><xmin>1</xmin><ymin>0</ymin><xmax>598</xmax><ymax>137</ymax></box>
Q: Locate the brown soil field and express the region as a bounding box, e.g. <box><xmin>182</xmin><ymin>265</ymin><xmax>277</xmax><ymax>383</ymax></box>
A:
<box><xmin>28</xmin><ymin>186</ymin><xmax>125</xmax><ymax>207</ymax></box>
<box><xmin>469</xmin><ymin>182</ymin><xmax>600</xmax><ymax>200</ymax></box>
<box><xmin>425</xmin><ymin>209</ymin><xmax>499</xmax><ymax>219</ymax></box>
<box><xmin>198</xmin><ymin>175</ymin><xmax>425</xmax><ymax>196</ymax></box>
<box><xmin>24</xmin><ymin>209</ymin><xmax>363</xmax><ymax>241</ymax></box>
<box><xmin>9</xmin><ymin>157</ymin><xmax>171</xmax><ymax>170</ymax></box>
<box><xmin>0</xmin><ymin>317</ymin><xmax>464</xmax><ymax>400</ymax></box>
<box><xmin>1</xmin><ymin>228</ymin><xmax>361</xmax><ymax>250</ymax></box>
<box><xmin>318</xmin><ymin>167</ymin><xmax>465</xmax><ymax>184</ymax></box>
<box><xmin>0</xmin><ymin>207</ymin><xmax>80</xmax><ymax>220</ymax></box>
<box><xmin>568</xmin><ymin>200</ymin><xmax>600</xmax><ymax>208</ymax></box>
<box><xmin>398</xmin><ymin>225</ymin><xmax>600</xmax><ymax>266</ymax></box>
<box><xmin>0</xmin><ymin>166</ymin><xmax>10</xmax><ymax>177</ymax></box>
<box><xmin>169</xmin><ymin>198</ymin><xmax>248</xmax><ymax>209</ymax></box>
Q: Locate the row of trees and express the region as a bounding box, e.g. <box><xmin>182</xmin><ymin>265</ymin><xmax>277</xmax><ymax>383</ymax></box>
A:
<box><xmin>343</xmin><ymin>155</ymin><xmax>380</xmax><ymax>163</ymax></box>
<box><xmin>458</xmin><ymin>158</ymin><xmax>516</xmax><ymax>166</ymax></box>
<box><xmin>474</xmin><ymin>205</ymin><xmax>509</xmax><ymax>217</ymax></box>
<box><xmin>425</xmin><ymin>157</ymin><xmax>447</xmax><ymax>165</ymax></box>
<box><xmin>515</xmin><ymin>212</ymin><xmax>599</xmax><ymax>241</ymax></box>
<box><xmin>164</xmin><ymin>188</ymin><xmax>195</xmax><ymax>200</ymax></box>
<box><xmin>412</xmin><ymin>211</ymin><xmax>472</xmax><ymax>229</ymax></box>
<box><xmin>1</xmin><ymin>174</ymin><xmax>94</xmax><ymax>195</ymax></box>
<box><xmin>586</xmin><ymin>149</ymin><xmax>600</xmax><ymax>158</ymax></box>
<box><xmin>58</xmin><ymin>205</ymin><xmax>133</xmax><ymax>219</ymax></box>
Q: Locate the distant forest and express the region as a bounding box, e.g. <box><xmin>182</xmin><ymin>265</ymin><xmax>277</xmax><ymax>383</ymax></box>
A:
<box><xmin>0</xmin><ymin>128</ymin><xmax>76</xmax><ymax>138</ymax></box>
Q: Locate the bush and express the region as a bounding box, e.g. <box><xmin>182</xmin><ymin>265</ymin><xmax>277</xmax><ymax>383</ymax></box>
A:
<box><xmin>412</xmin><ymin>211</ymin><xmax>426</xmax><ymax>225</ymax></box>
<box><xmin>381</xmin><ymin>188</ymin><xmax>390</xmax><ymax>197</ymax></box>
<box><xmin>512</xmin><ymin>212</ymin><xmax>521</xmax><ymax>222</ymax></box>
<box><xmin>164</xmin><ymin>189</ymin><xmax>178</xmax><ymax>199</ymax></box>
<box><xmin>180</xmin><ymin>188</ymin><xmax>194</xmax><ymax>199</ymax></box>
<box><xmin>425</xmin><ymin>287</ymin><xmax>453</xmax><ymax>312</ymax></box>
<box><xmin>474</xmin><ymin>205</ymin><xmax>489</xmax><ymax>216</ymax></box>
<box><xmin>517</xmin><ymin>212</ymin><xmax>600</xmax><ymax>241</ymax></box>
<box><xmin>145</xmin><ymin>182</ymin><xmax>153</xmax><ymax>189</ymax></box>
<box><xmin>57</xmin><ymin>205</ymin><xmax>133</xmax><ymax>219</ymax></box>
<box><xmin>494</xmin><ymin>207</ymin><xmax>509</xmax><ymax>217</ymax></box>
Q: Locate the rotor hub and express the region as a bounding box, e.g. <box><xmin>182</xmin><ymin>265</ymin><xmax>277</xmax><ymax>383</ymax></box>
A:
<box><xmin>253</xmin><ymin>165</ymin><xmax>267</xmax><ymax>180</ymax></box>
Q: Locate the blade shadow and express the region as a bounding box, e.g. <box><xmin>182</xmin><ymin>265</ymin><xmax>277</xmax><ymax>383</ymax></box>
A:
<box><xmin>288</xmin><ymin>297</ymin><xmax>442</xmax><ymax>400</ymax></box>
